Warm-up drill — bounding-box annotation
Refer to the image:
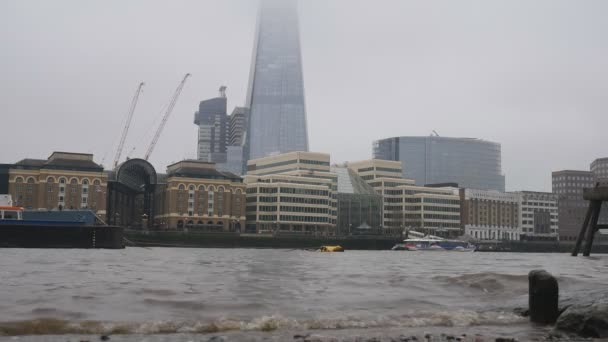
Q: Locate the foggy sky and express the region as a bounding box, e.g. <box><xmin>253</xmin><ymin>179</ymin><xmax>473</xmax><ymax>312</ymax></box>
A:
<box><xmin>1</xmin><ymin>0</ymin><xmax>607</xmax><ymax>192</ymax></box>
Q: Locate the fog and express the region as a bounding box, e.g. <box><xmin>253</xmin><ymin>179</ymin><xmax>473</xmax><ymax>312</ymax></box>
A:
<box><xmin>1</xmin><ymin>0</ymin><xmax>607</xmax><ymax>191</ymax></box>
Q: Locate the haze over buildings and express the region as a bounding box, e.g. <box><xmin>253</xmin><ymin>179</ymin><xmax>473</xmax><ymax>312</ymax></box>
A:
<box><xmin>1</xmin><ymin>1</ymin><xmax>608</xmax><ymax>192</ymax></box>
<box><xmin>245</xmin><ymin>0</ymin><xmax>309</xmax><ymax>161</ymax></box>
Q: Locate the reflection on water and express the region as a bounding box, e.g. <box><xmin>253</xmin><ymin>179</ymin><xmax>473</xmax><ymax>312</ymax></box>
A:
<box><xmin>0</xmin><ymin>248</ymin><xmax>606</xmax><ymax>339</ymax></box>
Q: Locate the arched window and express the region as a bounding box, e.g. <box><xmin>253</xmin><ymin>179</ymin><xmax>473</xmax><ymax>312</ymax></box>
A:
<box><xmin>93</xmin><ymin>179</ymin><xmax>101</xmax><ymax>185</ymax></box>
<box><xmin>15</xmin><ymin>177</ymin><xmax>24</xmax><ymax>183</ymax></box>
<box><xmin>59</xmin><ymin>178</ymin><xmax>66</xmax><ymax>184</ymax></box>
<box><xmin>81</xmin><ymin>178</ymin><xmax>89</xmax><ymax>208</ymax></box>
<box><xmin>218</xmin><ymin>186</ymin><xmax>225</xmax><ymax>192</ymax></box>
<box><xmin>189</xmin><ymin>185</ymin><xmax>195</xmax><ymax>191</ymax></box>
<box><xmin>198</xmin><ymin>185</ymin><xmax>205</xmax><ymax>191</ymax></box>
<box><xmin>177</xmin><ymin>184</ymin><xmax>186</xmax><ymax>215</ymax></box>
<box><xmin>46</xmin><ymin>177</ymin><xmax>55</xmax><ymax>193</ymax></box>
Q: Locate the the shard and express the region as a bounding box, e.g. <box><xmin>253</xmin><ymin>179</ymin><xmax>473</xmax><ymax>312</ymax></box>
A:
<box><xmin>244</xmin><ymin>0</ymin><xmax>309</xmax><ymax>161</ymax></box>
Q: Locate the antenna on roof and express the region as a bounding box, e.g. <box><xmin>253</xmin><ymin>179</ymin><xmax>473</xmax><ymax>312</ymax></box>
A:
<box><xmin>219</xmin><ymin>85</ymin><xmax>227</xmax><ymax>98</ymax></box>
<box><xmin>432</xmin><ymin>130</ymin><xmax>440</xmax><ymax>137</ymax></box>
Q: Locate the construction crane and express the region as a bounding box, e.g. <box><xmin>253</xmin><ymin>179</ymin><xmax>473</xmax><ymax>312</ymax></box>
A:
<box><xmin>144</xmin><ymin>73</ymin><xmax>191</xmax><ymax>160</ymax></box>
<box><xmin>113</xmin><ymin>82</ymin><xmax>145</xmax><ymax>169</ymax></box>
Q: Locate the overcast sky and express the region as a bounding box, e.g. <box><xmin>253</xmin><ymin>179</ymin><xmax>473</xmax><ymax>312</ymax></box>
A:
<box><xmin>1</xmin><ymin>0</ymin><xmax>607</xmax><ymax>192</ymax></box>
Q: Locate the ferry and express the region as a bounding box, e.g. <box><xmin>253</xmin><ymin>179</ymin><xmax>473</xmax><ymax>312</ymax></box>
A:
<box><xmin>391</xmin><ymin>236</ymin><xmax>476</xmax><ymax>252</ymax></box>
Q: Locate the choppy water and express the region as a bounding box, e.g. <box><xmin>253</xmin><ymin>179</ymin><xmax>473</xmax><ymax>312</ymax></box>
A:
<box><xmin>0</xmin><ymin>248</ymin><xmax>607</xmax><ymax>341</ymax></box>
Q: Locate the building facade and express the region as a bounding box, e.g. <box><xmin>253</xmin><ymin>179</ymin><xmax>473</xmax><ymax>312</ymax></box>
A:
<box><xmin>153</xmin><ymin>160</ymin><xmax>245</xmax><ymax>230</ymax></box>
<box><xmin>373</xmin><ymin>136</ymin><xmax>505</xmax><ymax>191</ymax></box>
<box><xmin>348</xmin><ymin>159</ymin><xmax>461</xmax><ymax>236</ymax></box>
<box><xmin>6</xmin><ymin>152</ymin><xmax>108</xmax><ymax>214</ymax></box>
<box><xmin>514</xmin><ymin>191</ymin><xmax>559</xmax><ymax>241</ymax></box>
<box><xmin>194</xmin><ymin>95</ymin><xmax>228</xmax><ymax>163</ymax></box>
<box><xmin>332</xmin><ymin>167</ymin><xmax>383</xmax><ymax>235</ymax></box>
<box><xmin>245</xmin><ymin>152</ymin><xmax>336</xmax><ymax>235</ymax></box>
<box><xmin>460</xmin><ymin>188</ymin><xmax>520</xmax><ymax>241</ymax></box>
<box><xmin>244</xmin><ymin>0</ymin><xmax>309</xmax><ymax>161</ymax></box>
<box><xmin>552</xmin><ymin>170</ymin><xmax>594</xmax><ymax>241</ymax></box>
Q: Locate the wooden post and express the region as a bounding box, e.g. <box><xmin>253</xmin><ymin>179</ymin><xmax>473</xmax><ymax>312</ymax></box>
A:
<box><xmin>582</xmin><ymin>201</ymin><xmax>602</xmax><ymax>257</ymax></box>
<box><xmin>572</xmin><ymin>203</ymin><xmax>595</xmax><ymax>256</ymax></box>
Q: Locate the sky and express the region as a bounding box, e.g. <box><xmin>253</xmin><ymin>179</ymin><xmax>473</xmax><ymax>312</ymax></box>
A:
<box><xmin>1</xmin><ymin>0</ymin><xmax>607</xmax><ymax>192</ymax></box>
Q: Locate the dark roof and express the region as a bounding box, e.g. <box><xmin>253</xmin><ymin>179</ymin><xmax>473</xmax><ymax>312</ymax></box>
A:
<box><xmin>15</xmin><ymin>159</ymin><xmax>47</xmax><ymax>167</ymax></box>
<box><xmin>168</xmin><ymin>167</ymin><xmax>242</xmax><ymax>182</ymax></box>
<box><xmin>13</xmin><ymin>158</ymin><xmax>103</xmax><ymax>172</ymax></box>
<box><xmin>46</xmin><ymin>158</ymin><xmax>103</xmax><ymax>170</ymax></box>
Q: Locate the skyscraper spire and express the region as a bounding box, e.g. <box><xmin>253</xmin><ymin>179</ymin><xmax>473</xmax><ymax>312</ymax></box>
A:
<box><xmin>244</xmin><ymin>0</ymin><xmax>309</xmax><ymax>161</ymax></box>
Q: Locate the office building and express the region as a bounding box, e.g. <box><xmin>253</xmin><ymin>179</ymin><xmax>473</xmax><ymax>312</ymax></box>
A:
<box><xmin>460</xmin><ymin>189</ymin><xmax>520</xmax><ymax>241</ymax></box>
<box><xmin>6</xmin><ymin>152</ymin><xmax>108</xmax><ymax>214</ymax></box>
<box><xmin>373</xmin><ymin>136</ymin><xmax>505</xmax><ymax>191</ymax></box>
<box><xmin>552</xmin><ymin>170</ymin><xmax>594</xmax><ymax>241</ymax></box>
<box><xmin>194</xmin><ymin>93</ymin><xmax>228</xmax><ymax>163</ymax></box>
<box><xmin>244</xmin><ymin>0</ymin><xmax>309</xmax><ymax>161</ymax></box>
<box><xmin>514</xmin><ymin>191</ymin><xmax>558</xmax><ymax>241</ymax></box>
<box><xmin>244</xmin><ymin>152</ymin><xmax>336</xmax><ymax>235</ymax></box>
<box><xmin>332</xmin><ymin>166</ymin><xmax>383</xmax><ymax>235</ymax></box>
<box><xmin>348</xmin><ymin>159</ymin><xmax>461</xmax><ymax>236</ymax></box>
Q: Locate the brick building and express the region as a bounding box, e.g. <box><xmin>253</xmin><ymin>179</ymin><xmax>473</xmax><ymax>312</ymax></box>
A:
<box><xmin>154</xmin><ymin>160</ymin><xmax>246</xmax><ymax>230</ymax></box>
<box><xmin>6</xmin><ymin>152</ymin><xmax>107</xmax><ymax>215</ymax></box>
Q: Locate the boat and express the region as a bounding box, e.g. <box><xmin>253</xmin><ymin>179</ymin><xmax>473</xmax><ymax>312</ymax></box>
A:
<box><xmin>392</xmin><ymin>236</ymin><xmax>476</xmax><ymax>252</ymax></box>
<box><xmin>318</xmin><ymin>245</ymin><xmax>344</xmax><ymax>252</ymax></box>
<box><xmin>0</xmin><ymin>195</ymin><xmax>124</xmax><ymax>249</ymax></box>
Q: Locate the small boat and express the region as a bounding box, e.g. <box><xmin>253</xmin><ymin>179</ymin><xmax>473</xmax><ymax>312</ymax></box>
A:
<box><xmin>392</xmin><ymin>236</ymin><xmax>475</xmax><ymax>252</ymax></box>
<box><xmin>391</xmin><ymin>243</ymin><xmax>418</xmax><ymax>251</ymax></box>
<box><xmin>318</xmin><ymin>245</ymin><xmax>344</xmax><ymax>252</ymax></box>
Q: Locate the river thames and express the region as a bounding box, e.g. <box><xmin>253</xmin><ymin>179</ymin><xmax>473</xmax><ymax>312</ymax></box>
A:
<box><xmin>0</xmin><ymin>248</ymin><xmax>606</xmax><ymax>341</ymax></box>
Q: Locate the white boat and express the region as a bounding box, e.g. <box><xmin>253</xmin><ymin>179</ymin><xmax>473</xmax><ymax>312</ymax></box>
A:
<box><xmin>391</xmin><ymin>236</ymin><xmax>476</xmax><ymax>252</ymax></box>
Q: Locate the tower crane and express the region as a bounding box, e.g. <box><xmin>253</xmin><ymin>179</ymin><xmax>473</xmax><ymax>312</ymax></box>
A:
<box><xmin>144</xmin><ymin>73</ymin><xmax>191</xmax><ymax>160</ymax></box>
<box><xmin>113</xmin><ymin>82</ymin><xmax>145</xmax><ymax>169</ymax></box>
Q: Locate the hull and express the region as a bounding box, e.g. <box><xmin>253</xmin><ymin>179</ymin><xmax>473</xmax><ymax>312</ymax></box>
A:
<box><xmin>0</xmin><ymin>224</ymin><xmax>124</xmax><ymax>249</ymax></box>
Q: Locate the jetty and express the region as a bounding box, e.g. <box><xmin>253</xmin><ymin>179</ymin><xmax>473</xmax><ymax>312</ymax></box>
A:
<box><xmin>572</xmin><ymin>182</ymin><xmax>608</xmax><ymax>256</ymax></box>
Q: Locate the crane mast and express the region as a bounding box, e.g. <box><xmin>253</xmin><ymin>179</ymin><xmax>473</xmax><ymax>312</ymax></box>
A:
<box><xmin>113</xmin><ymin>82</ymin><xmax>145</xmax><ymax>169</ymax></box>
<box><xmin>144</xmin><ymin>73</ymin><xmax>191</xmax><ymax>160</ymax></box>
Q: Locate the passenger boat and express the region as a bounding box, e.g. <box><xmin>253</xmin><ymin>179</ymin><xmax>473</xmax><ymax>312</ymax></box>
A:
<box><xmin>318</xmin><ymin>245</ymin><xmax>345</xmax><ymax>252</ymax></box>
<box><xmin>391</xmin><ymin>236</ymin><xmax>475</xmax><ymax>252</ymax></box>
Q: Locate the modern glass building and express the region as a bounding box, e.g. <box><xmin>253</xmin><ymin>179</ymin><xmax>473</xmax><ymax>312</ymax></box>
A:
<box><xmin>373</xmin><ymin>136</ymin><xmax>505</xmax><ymax>191</ymax></box>
<box><xmin>194</xmin><ymin>96</ymin><xmax>228</xmax><ymax>163</ymax></box>
<box><xmin>244</xmin><ymin>0</ymin><xmax>309</xmax><ymax>161</ymax></box>
<box><xmin>332</xmin><ymin>167</ymin><xmax>383</xmax><ymax>236</ymax></box>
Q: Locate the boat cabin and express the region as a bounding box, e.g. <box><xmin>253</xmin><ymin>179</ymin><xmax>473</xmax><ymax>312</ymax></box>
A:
<box><xmin>0</xmin><ymin>206</ymin><xmax>24</xmax><ymax>221</ymax></box>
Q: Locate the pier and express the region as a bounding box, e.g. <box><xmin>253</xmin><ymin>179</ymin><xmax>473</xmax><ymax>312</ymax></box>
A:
<box><xmin>572</xmin><ymin>182</ymin><xmax>608</xmax><ymax>256</ymax></box>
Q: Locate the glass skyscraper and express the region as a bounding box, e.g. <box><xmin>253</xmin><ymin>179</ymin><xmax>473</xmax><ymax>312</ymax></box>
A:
<box><xmin>373</xmin><ymin>136</ymin><xmax>505</xmax><ymax>191</ymax></box>
<box><xmin>244</xmin><ymin>0</ymin><xmax>309</xmax><ymax>161</ymax></box>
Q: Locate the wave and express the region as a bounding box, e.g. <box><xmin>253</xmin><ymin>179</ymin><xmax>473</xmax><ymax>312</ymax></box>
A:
<box><xmin>433</xmin><ymin>272</ymin><xmax>528</xmax><ymax>294</ymax></box>
<box><xmin>0</xmin><ymin>310</ymin><xmax>526</xmax><ymax>336</ymax></box>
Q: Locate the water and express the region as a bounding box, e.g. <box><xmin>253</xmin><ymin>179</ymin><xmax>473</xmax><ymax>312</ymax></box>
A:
<box><xmin>0</xmin><ymin>248</ymin><xmax>606</xmax><ymax>341</ymax></box>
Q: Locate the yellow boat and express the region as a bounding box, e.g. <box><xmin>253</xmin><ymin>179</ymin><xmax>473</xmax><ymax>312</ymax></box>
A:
<box><xmin>318</xmin><ymin>245</ymin><xmax>344</xmax><ymax>252</ymax></box>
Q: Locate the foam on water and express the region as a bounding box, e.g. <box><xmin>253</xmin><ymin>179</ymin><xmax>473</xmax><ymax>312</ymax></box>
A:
<box><xmin>0</xmin><ymin>310</ymin><xmax>527</xmax><ymax>336</ymax></box>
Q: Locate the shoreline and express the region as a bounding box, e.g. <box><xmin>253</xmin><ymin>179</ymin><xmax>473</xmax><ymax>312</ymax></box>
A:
<box><xmin>124</xmin><ymin>230</ymin><xmax>608</xmax><ymax>253</ymax></box>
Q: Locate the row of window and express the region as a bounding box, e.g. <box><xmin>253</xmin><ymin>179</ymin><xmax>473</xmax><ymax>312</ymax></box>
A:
<box><xmin>177</xmin><ymin>184</ymin><xmax>242</xmax><ymax>193</ymax></box>
<box><xmin>14</xmin><ymin>177</ymin><xmax>102</xmax><ymax>186</ymax></box>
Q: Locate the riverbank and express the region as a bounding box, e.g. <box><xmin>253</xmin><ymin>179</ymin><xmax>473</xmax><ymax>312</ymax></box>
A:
<box><xmin>124</xmin><ymin>229</ymin><xmax>608</xmax><ymax>253</ymax></box>
<box><xmin>124</xmin><ymin>230</ymin><xmax>399</xmax><ymax>250</ymax></box>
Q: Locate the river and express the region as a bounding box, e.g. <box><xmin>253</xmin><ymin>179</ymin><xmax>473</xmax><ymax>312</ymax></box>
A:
<box><xmin>0</xmin><ymin>248</ymin><xmax>606</xmax><ymax>341</ymax></box>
